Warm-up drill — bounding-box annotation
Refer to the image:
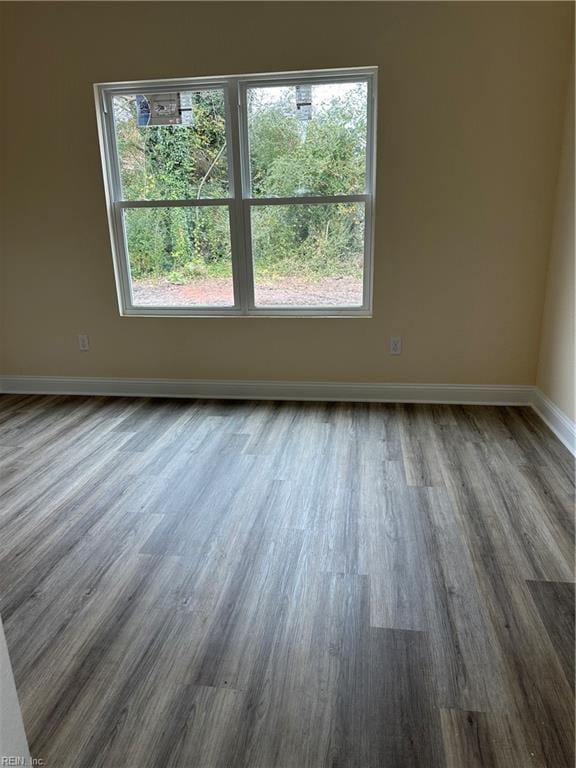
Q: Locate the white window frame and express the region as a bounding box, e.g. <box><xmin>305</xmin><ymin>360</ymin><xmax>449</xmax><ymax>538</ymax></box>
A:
<box><xmin>94</xmin><ymin>67</ymin><xmax>377</xmax><ymax>317</ymax></box>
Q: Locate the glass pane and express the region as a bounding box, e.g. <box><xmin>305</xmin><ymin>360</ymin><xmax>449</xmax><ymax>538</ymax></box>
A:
<box><xmin>113</xmin><ymin>89</ymin><xmax>229</xmax><ymax>200</ymax></box>
<box><xmin>124</xmin><ymin>206</ymin><xmax>234</xmax><ymax>307</ymax></box>
<box><xmin>251</xmin><ymin>203</ymin><xmax>365</xmax><ymax>307</ymax></box>
<box><xmin>247</xmin><ymin>81</ymin><xmax>368</xmax><ymax>198</ymax></box>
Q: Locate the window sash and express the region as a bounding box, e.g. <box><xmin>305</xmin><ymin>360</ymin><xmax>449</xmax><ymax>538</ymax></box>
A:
<box><xmin>95</xmin><ymin>67</ymin><xmax>377</xmax><ymax>316</ymax></box>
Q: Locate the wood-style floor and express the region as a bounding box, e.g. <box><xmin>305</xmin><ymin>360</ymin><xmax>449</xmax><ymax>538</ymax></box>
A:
<box><xmin>0</xmin><ymin>394</ymin><xmax>574</xmax><ymax>768</ymax></box>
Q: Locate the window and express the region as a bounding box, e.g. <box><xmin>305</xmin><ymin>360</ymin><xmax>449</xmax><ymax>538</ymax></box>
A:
<box><xmin>95</xmin><ymin>68</ymin><xmax>376</xmax><ymax>316</ymax></box>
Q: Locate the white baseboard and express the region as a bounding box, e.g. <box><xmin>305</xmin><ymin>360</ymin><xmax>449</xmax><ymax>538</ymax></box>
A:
<box><xmin>531</xmin><ymin>388</ymin><xmax>576</xmax><ymax>456</ymax></box>
<box><xmin>0</xmin><ymin>375</ymin><xmax>533</xmax><ymax>405</ymax></box>
<box><xmin>1</xmin><ymin>376</ymin><xmax>573</xmax><ymax>454</ymax></box>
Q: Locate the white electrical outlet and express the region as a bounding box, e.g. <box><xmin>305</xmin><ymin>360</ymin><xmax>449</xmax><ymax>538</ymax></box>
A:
<box><xmin>389</xmin><ymin>336</ymin><xmax>402</xmax><ymax>355</ymax></box>
<box><xmin>78</xmin><ymin>333</ymin><xmax>90</xmax><ymax>352</ymax></box>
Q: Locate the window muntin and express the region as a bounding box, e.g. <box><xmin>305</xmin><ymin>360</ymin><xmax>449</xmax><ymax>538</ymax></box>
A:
<box><xmin>96</xmin><ymin>68</ymin><xmax>376</xmax><ymax>316</ymax></box>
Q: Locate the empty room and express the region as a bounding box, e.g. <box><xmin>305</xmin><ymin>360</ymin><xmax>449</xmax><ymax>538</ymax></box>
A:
<box><xmin>0</xmin><ymin>1</ymin><xmax>574</xmax><ymax>766</ymax></box>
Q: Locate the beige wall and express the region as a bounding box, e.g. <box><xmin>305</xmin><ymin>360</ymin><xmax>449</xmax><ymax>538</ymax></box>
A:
<box><xmin>0</xmin><ymin>2</ymin><xmax>573</xmax><ymax>383</ymax></box>
<box><xmin>537</xmin><ymin>46</ymin><xmax>575</xmax><ymax>421</ymax></box>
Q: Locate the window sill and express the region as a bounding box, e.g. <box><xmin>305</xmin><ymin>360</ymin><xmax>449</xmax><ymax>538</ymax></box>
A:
<box><xmin>120</xmin><ymin>307</ymin><xmax>373</xmax><ymax>319</ymax></box>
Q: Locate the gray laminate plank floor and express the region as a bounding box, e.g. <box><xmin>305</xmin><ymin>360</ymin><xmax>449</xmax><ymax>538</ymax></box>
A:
<box><xmin>0</xmin><ymin>395</ymin><xmax>573</xmax><ymax>767</ymax></box>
